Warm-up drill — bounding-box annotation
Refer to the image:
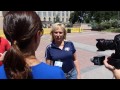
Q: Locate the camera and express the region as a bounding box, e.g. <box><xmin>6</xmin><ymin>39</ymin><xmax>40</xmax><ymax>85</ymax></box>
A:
<box><xmin>96</xmin><ymin>39</ymin><xmax>115</xmax><ymax>51</ymax></box>
<box><xmin>96</xmin><ymin>34</ymin><xmax>120</xmax><ymax>69</ymax></box>
<box><xmin>90</xmin><ymin>55</ymin><xmax>105</xmax><ymax>65</ymax></box>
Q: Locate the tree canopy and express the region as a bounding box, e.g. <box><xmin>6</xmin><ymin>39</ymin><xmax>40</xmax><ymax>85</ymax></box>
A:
<box><xmin>69</xmin><ymin>11</ymin><xmax>120</xmax><ymax>24</ymax></box>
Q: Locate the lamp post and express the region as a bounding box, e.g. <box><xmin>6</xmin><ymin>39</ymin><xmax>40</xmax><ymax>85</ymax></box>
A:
<box><xmin>78</xmin><ymin>15</ymin><xmax>82</xmax><ymax>32</ymax></box>
<box><xmin>78</xmin><ymin>16</ymin><xmax>81</xmax><ymax>26</ymax></box>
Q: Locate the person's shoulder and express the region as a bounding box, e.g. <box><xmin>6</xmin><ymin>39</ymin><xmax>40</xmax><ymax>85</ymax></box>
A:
<box><xmin>1</xmin><ymin>37</ymin><xmax>7</xmax><ymax>40</ymax></box>
<box><xmin>40</xmin><ymin>62</ymin><xmax>61</xmax><ymax>71</ymax></box>
<box><xmin>64</xmin><ymin>40</ymin><xmax>73</xmax><ymax>44</ymax></box>
<box><xmin>33</xmin><ymin>62</ymin><xmax>62</xmax><ymax>73</ymax></box>
<box><xmin>51</xmin><ymin>66</ymin><xmax>66</xmax><ymax>79</ymax></box>
<box><xmin>34</xmin><ymin>62</ymin><xmax>54</xmax><ymax>69</ymax></box>
<box><xmin>0</xmin><ymin>64</ymin><xmax>4</xmax><ymax>68</ymax></box>
<box><xmin>1</xmin><ymin>37</ymin><xmax>9</xmax><ymax>43</ymax></box>
<box><xmin>33</xmin><ymin>62</ymin><xmax>65</xmax><ymax>79</ymax></box>
<box><xmin>40</xmin><ymin>62</ymin><xmax>57</xmax><ymax>68</ymax></box>
<box><xmin>49</xmin><ymin>66</ymin><xmax>64</xmax><ymax>74</ymax></box>
<box><xmin>48</xmin><ymin>66</ymin><xmax>64</xmax><ymax>74</ymax></box>
<box><xmin>46</xmin><ymin>43</ymin><xmax>52</xmax><ymax>49</ymax></box>
<box><xmin>0</xmin><ymin>65</ymin><xmax>4</xmax><ymax>73</ymax></box>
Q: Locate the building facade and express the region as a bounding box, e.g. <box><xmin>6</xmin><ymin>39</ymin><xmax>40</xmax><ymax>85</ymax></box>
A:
<box><xmin>36</xmin><ymin>11</ymin><xmax>71</xmax><ymax>23</ymax></box>
<box><xmin>36</xmin><ymin>11</ymin><xmax>73</xmax><ymax>27</ymax></box>
<box><xmin>0</xmin><ymin>11</ymin><xmax>73</xmax><ymax>27</ymax></box>
<box><xmin>0</xmin><ymin>11</ymin><xmax>72</xmax><ymax>22</ymax></box>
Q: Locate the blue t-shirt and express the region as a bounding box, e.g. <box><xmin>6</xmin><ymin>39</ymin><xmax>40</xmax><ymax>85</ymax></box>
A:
<box><xmin>45</xmin><ymin>41</ymin><xmax>76</xmax><ymax>73</ymax></box>
<box><xmin>31</xmin><ymin>62</ymin><xmax>65</xmax><ymax>79</ymax></box>
<box><xmin>0</xmin><ymin>65</ymin><xmax>7</xmax><ymax>79</ymax></box>
<box><xmin>0</xmin><ymin>62</ymin><xmax>66</xmax><ymax>79</ymax></box>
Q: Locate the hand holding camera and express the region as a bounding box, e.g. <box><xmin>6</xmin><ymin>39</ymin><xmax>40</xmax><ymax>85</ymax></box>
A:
<box><xmin>90</xmin><ymin>55</ymin><xmax>105</xmax><ymax>65</ymax></box>
<box><xmin>103</xmin><ymin>57</ymin><xmax>115</xmax><ymax>70</ymax></box>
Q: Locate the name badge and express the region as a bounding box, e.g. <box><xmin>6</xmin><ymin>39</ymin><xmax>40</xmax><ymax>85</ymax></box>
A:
<box><xmin>54</xmin><ymin>61</ymin><xmax>63</xmax><ymax>67</ymax></box>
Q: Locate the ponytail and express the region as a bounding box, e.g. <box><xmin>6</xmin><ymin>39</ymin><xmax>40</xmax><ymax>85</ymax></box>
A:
<box><xmin>3</xmin><ymin>11</ymin><xmax>42</xmax><ymax>79</ymax></box>
<box><xmin>3</xmin><ymin>41</ymin><xmax>32</xmax><ymax>79</ymax></box>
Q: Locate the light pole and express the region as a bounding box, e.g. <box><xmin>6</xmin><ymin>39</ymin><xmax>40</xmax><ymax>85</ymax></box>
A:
<box><xmin>118</xmin><ymin>11</ymin><xmax>119</xmax><ymax>20</ymax></box>
<box><xmin>78</xmin><ymin>16</ymin><xmax>81</xmax><ymax>32</ymax></box>
<box><xmin>81</xmin><ymin>11</ymin><xmax>83</xmax><ymax>23</ymax></box>
<box><xmin>78</xmin><ymin>16</ymin><xmax>81</xmax><ymax>25</ymax></box>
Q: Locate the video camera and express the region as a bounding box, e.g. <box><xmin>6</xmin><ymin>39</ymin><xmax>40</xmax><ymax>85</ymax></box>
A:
<box><xmin>91</xmin><ymin>34</ymin><xmax>120</xmax><ymax>69</ymax></box>
<box><xmin>90</xmin><ymin>55</ymin><xmax>105</xmax><ymax>65</ymax></box>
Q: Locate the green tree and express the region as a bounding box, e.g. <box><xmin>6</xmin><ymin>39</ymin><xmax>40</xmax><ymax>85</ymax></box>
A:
<box><xmin>69</xmin><ymin>11</ymin><xmax>87</xmax><ymax>24</ymax></box>
<box><xmin>69</xmin><ymin>11</ymin><xmax>80</xmax><ymax>24</ymax></box>
<box><xmin>69</xmin><ymin>11</ymin><xmax>120</xmax><ymax>24</ymax></box>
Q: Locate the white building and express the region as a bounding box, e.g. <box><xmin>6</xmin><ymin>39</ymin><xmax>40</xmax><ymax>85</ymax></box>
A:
<box><xmin>0</xmin><ymin>11</ymin><xmax>72</xmax><ymax>23</ymax></box>
<box><xmin>0</xmin><ymin>11</ymin><xmax>73</xmax><ymax>27</ymax></box>
<box><xmin>36</xmin><ymin>11</ymin><xmax>72</xmax><ymax>23</ymax></box>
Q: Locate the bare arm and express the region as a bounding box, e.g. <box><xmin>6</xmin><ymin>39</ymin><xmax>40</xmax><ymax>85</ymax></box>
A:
<box><xmin>73</xmin><ymin>52</ymin><xmax>81</xmax><ymax>79</ymax></box>
<box><xmin>103</xmin><ymin>57</ymin><xmax>120</xmax><ymax>79</ymax></box>
<box><xmin>112</xmin><ymin>69</ymin><xmax>120</xmax><ymax>79</ymax></box>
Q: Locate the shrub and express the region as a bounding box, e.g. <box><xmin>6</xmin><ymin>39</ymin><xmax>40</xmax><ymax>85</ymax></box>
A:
<box><xmin>100</xmin><ymin>21</ymin><xmax>111</xmax><ymax>29</ymax></box>
<box><xmin>91</xmin><ymin>22</ymin><xmax>103</xmax><ymax>31</ymax></box>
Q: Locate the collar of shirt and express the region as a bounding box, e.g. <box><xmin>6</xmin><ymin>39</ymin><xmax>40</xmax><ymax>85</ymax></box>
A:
<box><xmin>51</xmin><ymin>41</ymin><xmax>68</xmax><ymax>48</ymax></box>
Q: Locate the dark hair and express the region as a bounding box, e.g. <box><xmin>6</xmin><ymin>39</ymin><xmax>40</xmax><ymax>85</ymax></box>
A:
<box><xmin>3</xmin><ymin>11</ymin><xmax>43</xmax><ymax>79</ymax></box>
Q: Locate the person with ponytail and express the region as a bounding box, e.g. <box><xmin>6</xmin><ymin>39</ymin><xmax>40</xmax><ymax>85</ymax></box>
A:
<box><xmin>0</xmin><ymin>11</ymin><xmax>65</xmax><ymax>79</ymax></box>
